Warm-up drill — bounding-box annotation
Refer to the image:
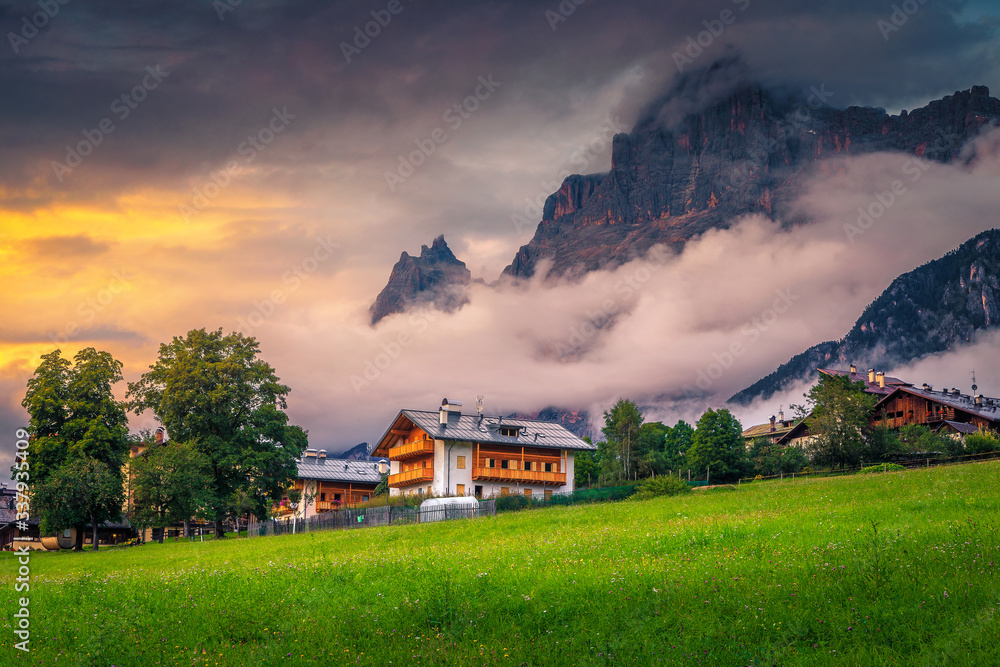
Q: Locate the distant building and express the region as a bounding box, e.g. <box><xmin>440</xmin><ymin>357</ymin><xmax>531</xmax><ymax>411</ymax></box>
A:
<box><xmin>742</xmin><ymin>365</ymin><xmax>998</xmax><ymax>451</ymax></box>
<box><xmin>369</xmin><ymin>398</ymin><xmax>597</xmax><ymax>499</ymax></box>
<box><xmin>281</xmin><ymin>452</ymin><xmax>388</xmax><ymax>519</ymax></box>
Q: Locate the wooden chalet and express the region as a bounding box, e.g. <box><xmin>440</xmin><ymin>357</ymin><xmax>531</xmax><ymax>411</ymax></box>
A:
<box><xmin>284</xmin><ymin>451</ymin><xmax>387</xmax><ymax>518</ymax></box>
<box><xmin>369</xmin><ymin>398</ymin><xmax>597</xmax><ymax>499</ymax></box>
<box><xmin>870</xmin><ymin>384</ymin><xmax>1000</xmax><ymax>432</ymax></box>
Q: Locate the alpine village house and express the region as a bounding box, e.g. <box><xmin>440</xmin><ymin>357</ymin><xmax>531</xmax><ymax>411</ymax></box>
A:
<box><xmin>742</xmin><ymin>365</ymin><xmax>1000</xmax><ymax>448</ymax></box>
<box><xmin>368</xmin><ymin>399</ymin><xmax>597</xmax><ymax>500</ymax></box>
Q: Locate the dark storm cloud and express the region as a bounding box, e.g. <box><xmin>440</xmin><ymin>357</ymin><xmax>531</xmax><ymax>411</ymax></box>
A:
<box><xmin>1</xmin><ymin>0</ymin><xmax>996</xmax><ymax>207</ymax></box>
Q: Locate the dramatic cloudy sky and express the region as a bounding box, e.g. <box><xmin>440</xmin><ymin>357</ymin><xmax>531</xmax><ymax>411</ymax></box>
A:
<box><xmin>2</xmin><ymin>0</ymin><xmax>1000</xmax><ymax>476</ymax></box>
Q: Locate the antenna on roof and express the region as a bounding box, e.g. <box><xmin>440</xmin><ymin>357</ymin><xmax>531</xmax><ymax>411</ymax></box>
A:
<box><xmin>972</xmin><ymin>370</ymin><xmax>978</xmax><ymax>394</ymax></box>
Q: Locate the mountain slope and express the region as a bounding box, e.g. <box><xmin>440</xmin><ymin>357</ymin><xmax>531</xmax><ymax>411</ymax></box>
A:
<box><xmin>729</xmin><ymin>229</ymin><xmax>1000</xmax><ymax>405</ymax></box>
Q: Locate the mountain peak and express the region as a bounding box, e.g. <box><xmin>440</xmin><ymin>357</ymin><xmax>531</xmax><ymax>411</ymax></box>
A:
<box><xmin>369</xmin><ymin>236</ymin><xmax>472</xmax><ymax>325</ymax></box>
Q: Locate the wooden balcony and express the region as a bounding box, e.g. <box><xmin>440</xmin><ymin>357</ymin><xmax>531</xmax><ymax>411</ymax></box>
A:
<box><xmin>389</xmin><ymin>468</ymin><xmax>434</xmax><ymax>488</ymax></box>
<box><xmin>473</xmin><ymin>467</ymin><xmax>566</xmax><ymax>486</ymax></box>
<box><xmin>315</xmin><ymin>501</ymin><xmax>336</xmax><ymax>511</ymax></box>
<box><xmin>388</xmin><ymin>437</ymin><xmax>435</xmax><ymax>461</ymax></box>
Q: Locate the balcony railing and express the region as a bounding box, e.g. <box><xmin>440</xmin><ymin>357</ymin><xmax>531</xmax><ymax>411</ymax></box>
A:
<box><xmin>389</xmin><ymin>468</ymin><xmax>434</xmax><ymax>487</ymax></box>
<box><xmin>388</xmin><ymin>437</ymin><xmax>435</xmax><ymax>461</ymax></box>
<box><xmin>472</xmin><ymin>467</ymin><xmax>566</xmax><ymax>486</ymax></box>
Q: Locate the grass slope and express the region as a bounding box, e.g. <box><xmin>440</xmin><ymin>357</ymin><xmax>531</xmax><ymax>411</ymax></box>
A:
<box><xmin>3</xmin><ymin>463</ymin><xmax>1000</xmax><ymax>666</ymax></box>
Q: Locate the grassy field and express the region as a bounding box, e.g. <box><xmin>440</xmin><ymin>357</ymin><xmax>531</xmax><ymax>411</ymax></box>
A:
<box><xmin>3</xmin><ymin>462</ymin><xmax>999</xmax><ymax>666</ymax></box>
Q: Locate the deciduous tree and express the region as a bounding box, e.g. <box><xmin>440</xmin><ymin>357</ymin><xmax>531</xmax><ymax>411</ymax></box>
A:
<box><xmin>20</xmin><ymin>348</ymin><xmax>130</xmax><ymax>550</ymax></box>
<box><xmin>126</xmin><ymin>329</ymin><xmax>307</xmax><ymax>537</ymax></box>
<box><xmin>687</xmin><ymin>408</ymin><xmax>747</xmax><ymax>482</ymax></box>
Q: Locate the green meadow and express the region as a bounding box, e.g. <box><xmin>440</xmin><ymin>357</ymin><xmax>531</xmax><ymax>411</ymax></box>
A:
<box><xmin>3</xmin><ymin>462</ymin><xmax>999</xmax><ymax>666</ymax></box>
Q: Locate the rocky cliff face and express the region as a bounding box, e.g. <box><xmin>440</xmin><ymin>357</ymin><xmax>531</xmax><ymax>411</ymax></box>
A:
<box><xmin>502</xmin><ymin>61</ymin><xmax>1000</xmax><ymax>280</ymax></box>
<box><xmin>369</xmin><ymin>235</ymin><xmax>472</xmax><ymax>325</ymax></box>
<box><xmin>729</xmin><ymin>229</ymin><xmax>1000</xmax><ymax>405</ymax></box>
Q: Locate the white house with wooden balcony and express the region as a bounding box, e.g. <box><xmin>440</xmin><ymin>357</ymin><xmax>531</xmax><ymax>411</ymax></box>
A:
<box><xmin>369</xmin><ymin>399</ymin><xmax>596</xmax><ymax>499</ymax></box>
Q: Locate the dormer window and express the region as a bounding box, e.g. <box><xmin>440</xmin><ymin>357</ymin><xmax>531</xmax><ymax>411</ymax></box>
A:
<box><xmin>498</xmin><ymin>426</ymin><xmax>519</xmax><ymax>437</ymax></box>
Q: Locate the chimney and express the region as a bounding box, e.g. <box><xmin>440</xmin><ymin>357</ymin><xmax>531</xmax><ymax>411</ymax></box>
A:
<box><xmin>378</xmin><ymin>459</ymin><xmax>389</xmax><ymax>475</ymax></box>
<box><xmin>317</xmin><ymin>449</ymin><xmax>327</xmax><ymax>460</ymax></box>
<box><xmin>975</xmin><ymin>394</ymin><xmax>984</xmax><ymax>407</ymax></box>
<box><xmin>868</xmin><ymin>369</ymin><xmax>876</xmax><ymax>384</ymax></box>
<box><xmin>439</xmin><ymin>398</ymin><xmax>463</xmax><ymax>427</ymax></box>
<box><xmin>769</xmin><ymin>415</ymin><xmax>776</xmax><ymax>432</ymax></box>
<box><xmin>304</xmin><ymin>449</ymin><xmax>317</xmax><ymax>458</ymax></box>
<box><xmin>876</xmin><ymin>372</ymin><xmax>885</xmax><ymax>389</ymax></box>
<box><xmin>778</xmin><ymin>409</ymin><xmax>785</xmax><ymax>422</ymax></box>
<box><xmin>850</xmin><ymin>364</ymin><xmax>857</xmax><ymax>374</ymax></box>
<box><xmin>155</xmin><ymin>427</ymin><xmax>164</xmax><ymax>445</ymax></box>
<box><xmin>922</xmin><ymin>383</ymin><xmax>931</xmax><ymax>392</ymax></box>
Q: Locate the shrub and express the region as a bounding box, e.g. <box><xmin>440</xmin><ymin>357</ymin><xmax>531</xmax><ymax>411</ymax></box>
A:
<box><xmin>860</xmin><ymin>463</ymin><xmax>907</xmax><ymax>474</ymax></box>
<box><xmin>632</xmin><ymin>475</ymin><xmax>691</xmax><ymax>500</ymax></box>
<box><xmin>965</xmin><ymin>432</ymin><xmax>1000</xmax><ymax>455</ymax></box>
<box><xmin>495</xmin><ymin>494</ymin><xmax>533</xmax><ymax>512</ymax></box>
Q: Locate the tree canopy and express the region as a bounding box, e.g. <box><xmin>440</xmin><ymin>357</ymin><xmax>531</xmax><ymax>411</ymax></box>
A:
<box><xmin>20</xmin><ymin>348</ymin><xmax>130</xmax><ymax>550</ymax></box>
<box><xmin>126</xmin><ymin>328</ymin><xmax>307</xmax><ymax>536</ymax></box>
<box><xmin>601</xmin><ymin>398</ymin><xmax>644</xmax><ymax>479</ymax></box>
<box><xmin>687</xmin><ymin>408</ymin><xmax>747</xmax><ymax>482</ymax></box>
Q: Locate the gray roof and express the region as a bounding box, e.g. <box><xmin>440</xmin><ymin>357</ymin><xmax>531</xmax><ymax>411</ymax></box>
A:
<box><xmin>296</xmin><ymin>458</ymin><xmax>384</xmax><ymax>484</ymax></box>
<box><xmin>374</xmin><ymin>410</ymin><xmax>597</xmax><ymax>453</ymax></box>
<box><xmin>876</xmin><ymin>386</ymin><xmax>1000</xmax><ymax>423</ymax></box>
<box><xmin>936</xmin><ymin>420</ymin><xmax>982</xmax><ymax>435</ymax></box>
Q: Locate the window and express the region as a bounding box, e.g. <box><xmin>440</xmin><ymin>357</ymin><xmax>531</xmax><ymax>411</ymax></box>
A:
<box><xmin>474</xmin><ymin>485</ymin><xmax>483</xmax><ymax>499</ymax></box>
<box><xmin>320</xmin><ymin>493</ymin><xmax>326</xmax><ymax>502</ymax></box>
<box><xmin>523</xmin><ymin>489</ymin><xmax>531</xmax><ymax>497</ymax></box>
<box><xmin>500</xmin><ymin>487</ymin><xmax>510</xmax><ymax>496</ymax></box>
<box><xmin>457</xmin><ymin>455</ymin><xmax>466</xmax><ymax>469</ymax></box>
<box><xmin>501</xmin><ymin>460</ymin><xmax>509</xmax><ymax>470</ymax></box>
<box><xmin>418</xmin><ymin>487</ymin><xmax>423</xmax><ymax>494</ymax></box>
<box><xmin>544</xmin><ymin>490</ymin><xmax>553</xmax><ymax>500</ymax></box>
<box><xmin>499</xmin><ymin>426</ymin><xmax>518</xmax><ymax>437</ymax></box>
<box><xmin>456</xmin><ymin>484</ymin><xmax>465</xmax><ymax>495</ymax></box>
<box><xmin>544</xmin><ymin>462</ymin><xmax>553</xmax><ymax>472</ymax></box>
<box><xmin>523</xmin><ymin>461</ymin><xmax>533</xmax><ymax>471</ymax></box>
<box><xmin>362</xmin><ymin>495</ymin><xmax>369</xmax><ymax>502</ymax></box>
<box><xmin>334</xmin><ymin>493</ymin><xmax>342</xmax><ymax>502</ymax></box>
<box><xmin>422</xmin><ymin>460</ymin><xmax>427</xmax><ymax>468</ymax></box>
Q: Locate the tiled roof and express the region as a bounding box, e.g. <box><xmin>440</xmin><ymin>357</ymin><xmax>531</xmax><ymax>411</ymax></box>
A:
<box><xmin>742</xmin><ymin>420</ymin><xmax>800</xmax><ymax>439</ymax></box>
<box><xmin>296</xmin><ymin>458</ymin><xmax>384</xmax><ymax>483</ymax></box>
<box><xmin>818</xmin><ymin>368</ymin><xmax>910</xmax><ymax>396</ymax></box>
<box><xmin>372</xmin><ymin>410</ymin><xmax>597</xmax><ymax>455</ymax></box>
